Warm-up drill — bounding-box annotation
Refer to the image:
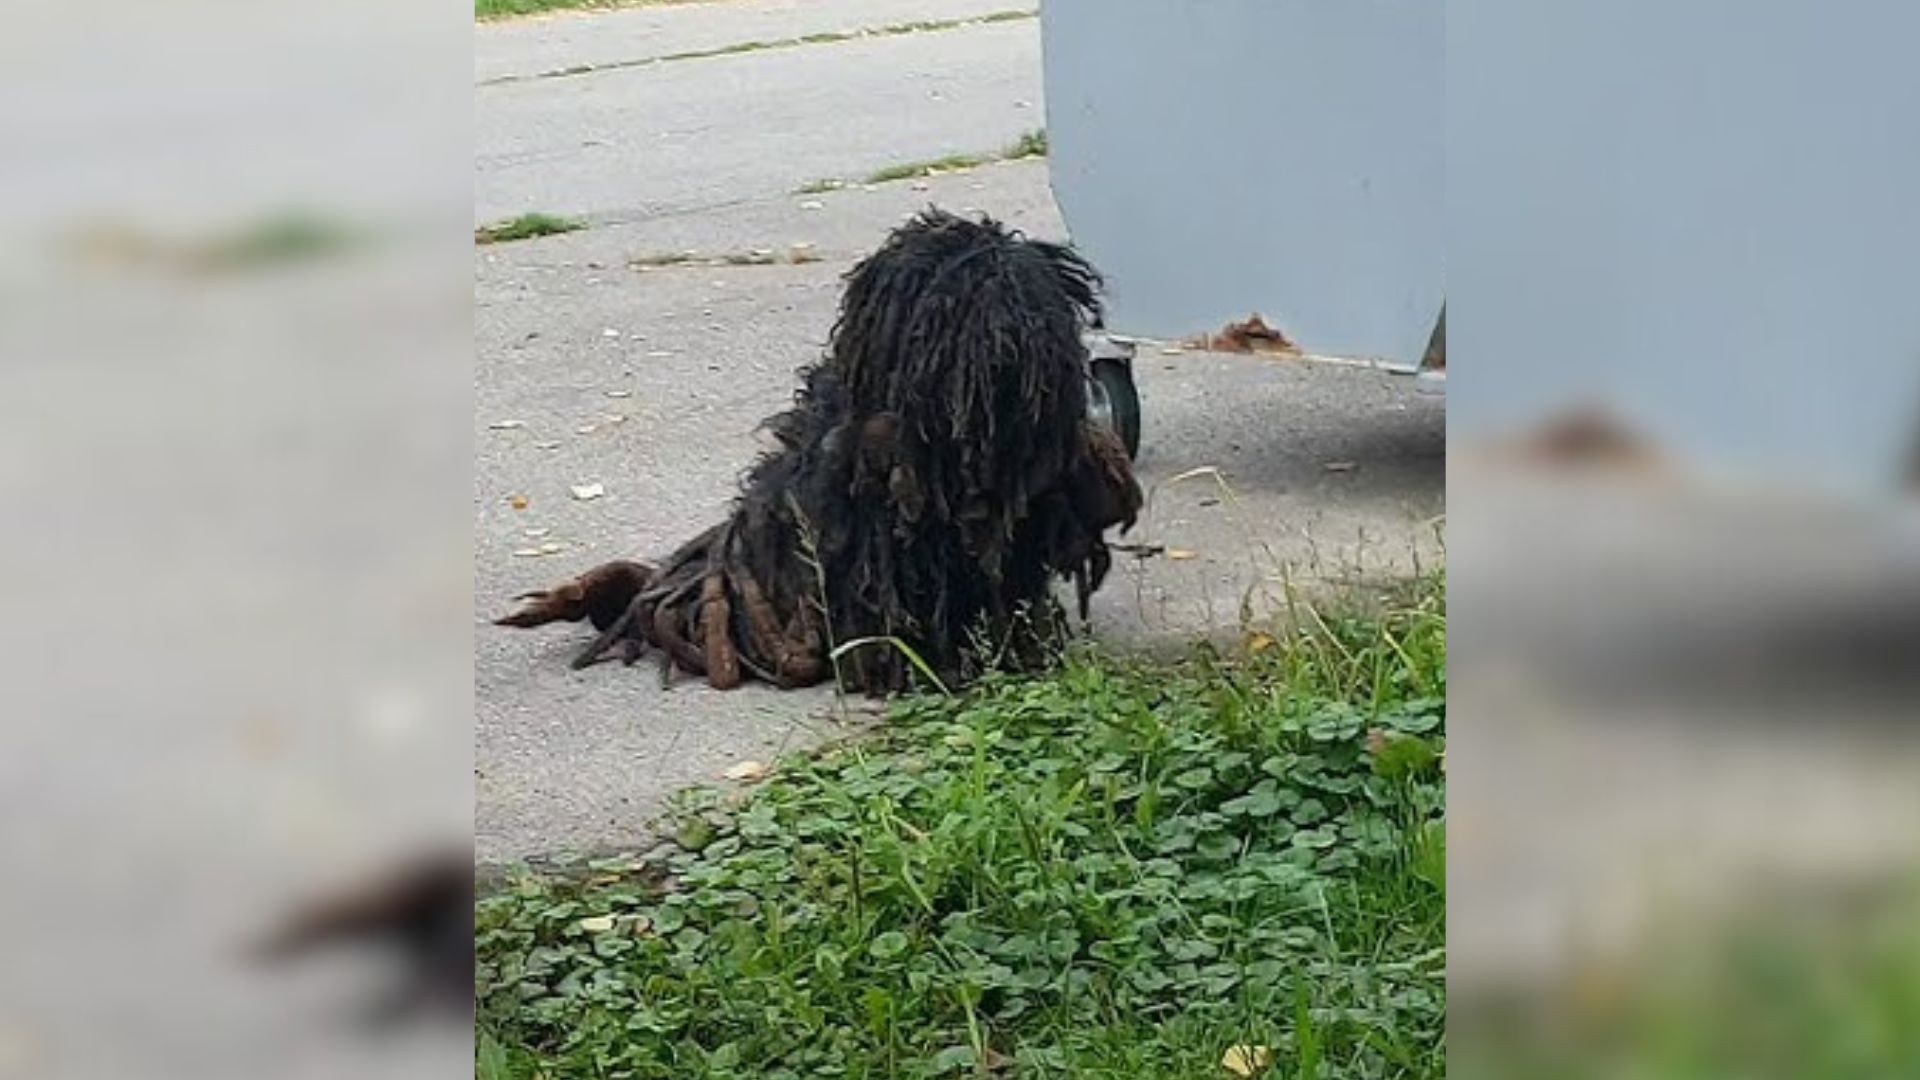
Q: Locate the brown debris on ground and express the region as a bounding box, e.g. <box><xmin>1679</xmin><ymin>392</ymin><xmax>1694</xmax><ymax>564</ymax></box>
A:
<box><xmin>1189</xmin><ymin>313</ymin><xmax>1300</xmax><ymax>355</ymax></box>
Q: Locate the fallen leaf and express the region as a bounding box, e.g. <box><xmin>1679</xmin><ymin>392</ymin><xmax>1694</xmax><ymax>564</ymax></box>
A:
<box><xmin>1367</xmin><ymin>727</ymin><xmax>1390</xmax><ymax>754</ymax></box>
<box><xmin>488</xmin><ymin>419</ymin><xmax>525</xmax><ymax>430</ymax></box>
<box><xmin>577</xmin><ymin>915</ymin><xmax>615</xmax><ymax>933</ymax></box>
<box><xmin>570</xmin><ymin>483</ymin><xmax>605</xmax><ymax>501</ymax></box>
<box><xmin>1324</xmin><ymin>461</ymin><xmax>1357</xmax><ymax>473</ymax></box>
<box><xmin>511</xmin><ymin>547</ymin><xmax>545</xmax><ymax>558</ymax></box>
<box><xmin>1221</xmin><ymin>1045</ymin><xmax>1274</xmax><ymax>1077</ymax></box>
<box><xmin>507</xmin><ymin>494</ymin><xmax>529</xmax><ymax>510</ymax></box>
<box><xmin>799</xmin><ymin>200</ymin><xmax>824</xmax><ymax>211</ymax></box>
<box><xmin>604</xmin><ymin>389</ymin><xmax>632</xmax><ymax>399</ymax></box>
<box><xmin>522</xmin><ymin>527</ymin><xmax>550</xmax><ymax>538</ymax></box>
<box><xmin>1167</xmin><ymin>548</ymin><xmax>1199</xmax><ymax>561</ymax></box>
<box><xmin>723</xmin><ymin>760</ymin><xmax>770</xmax><ymax>782</ymax></box>
<box><xmin>575</xmin><ymin>424</ymin><xmax>598</xmax><ymax>435</ymax></box>
<box><xmin>539</xmin><ymin>542</ymin><xmax>564</xmax><ymax>554</ymax></box>
<box><xmin>1246</xmin><ymin>632</ymin><xmax>1277</xmax><ymax>654</ymax></box>
<box><xmin>603</xmin><ymin>414</ymin><xmax>627</xmax><ymax>425</ymax></box>
<box><xmin>646</xmin><ymin>349</ymin><xmax>673</xmax><ymax>358</ymax></box>
<box><xmin>533</xmin><ymin>440</ymin><xmax>563</xmax><ymax>450</ymax></box>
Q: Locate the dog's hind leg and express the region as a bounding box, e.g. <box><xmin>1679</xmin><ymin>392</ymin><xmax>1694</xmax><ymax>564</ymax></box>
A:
<box><xmin>495</xmin><ymin>560</ymin><xmax>656</xmax><ymax>631</ymax></box>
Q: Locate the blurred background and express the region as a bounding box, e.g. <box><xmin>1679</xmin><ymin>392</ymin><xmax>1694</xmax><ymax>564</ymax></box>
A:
<box><xmin>1</xmin><ymin>1</ymin><xmax>470</xmax><ymax>1077</ymax></box>
<box><xmin>1449</xmin><ymin>2</ymin><xmax>1920</xmax><ymax>1076</ymax></box>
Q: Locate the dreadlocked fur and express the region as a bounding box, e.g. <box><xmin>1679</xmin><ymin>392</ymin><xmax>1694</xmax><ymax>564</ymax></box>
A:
<box><xmin>498</xmin><ymin>210</ymin><xmax>1143</xmax><ymax>694</ymax></box>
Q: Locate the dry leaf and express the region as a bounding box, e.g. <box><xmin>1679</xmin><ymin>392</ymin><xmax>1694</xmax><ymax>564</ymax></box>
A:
<box><xmin>507</xmin><ymin>494</ymin><xmax>529</xmax><ymax>510</ymax></box>
<box><xmin>534</xmin><ymin>440</ymin><xmax>562</xmax><ymax>450</ymax></box>
<box><xmin>1246</xmin><ymin>632</ymin><xmax>1277</xmax><ymax>654</ymax></box>
<box><xmin>724</xmin><ymin>760</ymin><xmax>770</xmax><ymax>782</ymax></box>
<box><xmin>539</xmin><ymin>542</ymin><xmax>564</xmax><ymax>554</ymax></box>
<box><xmin>511</xmin><ymin>547</ymin><xmax>544</xmax><ymax>558</ymax></box>
<box><xmin>1221</xmin><ymin>1045</ymin><xmax>1274</xmax><ymax>1077</ymax></box>
<box><xmin>523</xmin><ymin>527</ymin><xmax>550</xmax><ymax>538</ymax></box>
<box><xmin>604</xmin><ymin>389</ymin><xmax>631</xmax><ymax>399</ymax></box>
<box><xmin>575</xmin><ymin>424</ymin><xmax>598</xmax><ymax>435</ymax></box>
<box><xmin>488</xmin><ymin>419</ymin><xmax>525</xmax><ymax>430</ymax></box>
<box><xmin>1167</xmin><ymin>548</ymin><xmax>1199</xmax><ymax>561</ymax></box>
<box><xmin>570</xmin><ymin>483</ymin><xmax>605</xmax><ymax>501</ymax></box>
<box><xmin>577</xmin><ymin>915</ymin><xmax>616</xmax><ymax>933</ymax></box>
<box><xmin>1366</xmin><ymin>727</ymin><xmax>1389</xmax><ymax>754</ymax></box>
<box><xmin>603</xmin><ymin>414</ymin><xmax>627</xmax><ymax>425</ymax></box>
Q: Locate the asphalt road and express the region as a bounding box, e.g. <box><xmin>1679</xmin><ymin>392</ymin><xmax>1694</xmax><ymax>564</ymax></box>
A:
<box><xmin>474</xmin><ymin>0</ymin><xmax>1445</xmax><ymax>865</ymax></box>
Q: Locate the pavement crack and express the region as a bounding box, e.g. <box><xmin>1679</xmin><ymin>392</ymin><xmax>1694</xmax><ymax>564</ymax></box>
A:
<box><xmin>477</xmin><ymin>8</ymin><xmax>1035</xmax><ymax>88</ymax></box>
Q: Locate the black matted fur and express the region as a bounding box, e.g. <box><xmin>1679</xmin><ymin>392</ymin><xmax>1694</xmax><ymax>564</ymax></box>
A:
<box><xmin>498</xmin><ymin>210</ymin><xmax>1142</xmax><ymax>693</ymax></box>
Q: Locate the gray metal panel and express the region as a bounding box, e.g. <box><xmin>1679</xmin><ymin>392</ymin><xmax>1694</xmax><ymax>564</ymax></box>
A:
<box><xmin>1042</xmin><ymin>0</ymin><xmax>1443</xmax><ymax>367</ymax></box>
<box><xmin>1450</xmin><ymin>0</ymin><xmax>1920</xmax><ymax>491</ymax></box>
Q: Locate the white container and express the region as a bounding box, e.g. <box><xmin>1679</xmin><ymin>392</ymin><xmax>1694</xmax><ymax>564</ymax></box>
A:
<box><xmin>1042</xmin><ymin>0</ymin><xmax>1443</xmax><ymax>370</ymax></box>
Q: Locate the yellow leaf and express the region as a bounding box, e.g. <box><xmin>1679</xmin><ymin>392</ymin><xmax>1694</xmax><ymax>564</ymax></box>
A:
<box><xmin>507</xmin><ymin>494</ymin><xmax>529</xmax><ymax>510</ymax></box>
<box><xmin>577</xmin><ymin>915</ymin><xmax>615</xmax><ymax>933</ymax></box>
<box><xmin>724</xmin><ymin>760</ymin><xmax>770</xmax><ymax>782</ymax></box>
<box><xmin>1221</xmin><ymin>1044</ymin><xmax>1274</xmax><ymax>1077</ymax></box>
<box><xmin>1246</xmin><ymin>632</ymin><xmax>1277</xmax><ymax>654</ymax></box>
<box><xmin>1167</xmin><ymin>548</ymin><xmax>1199</xmax><ymax>561</ymax></box>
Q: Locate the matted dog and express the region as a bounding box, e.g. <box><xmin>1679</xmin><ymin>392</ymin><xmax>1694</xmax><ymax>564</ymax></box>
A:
<box><xmin>499</xmin><ymin>210</ymin><xmax>1142</xmax><ymax>694</ymax></box>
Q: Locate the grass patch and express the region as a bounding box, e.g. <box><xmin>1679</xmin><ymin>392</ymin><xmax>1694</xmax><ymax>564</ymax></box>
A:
<box><xmin>1459</xmin><ymin>880</ymin><xmax>1920</xmax><ymax>1079</ymax></box>
<box><xmin>477</xmin><ymin>577</ymin><xmax>1445</xmax><ymax>1079</ymax></box>
<box><xmin>1004</xmin><ymin>127</ymin><xmax>1048</xmax><ymax>160</ymax></box>
<box><xmin>477</xmin><ymin>0</ymin><xmax>621</xmax><ymax>19</ymax></box>
<box><xmin>193</xmin><ymin>213</ymin><xmax>367</xmax><ymax>268</ymax></box>
<box><xmin>61</xmin><ymin>212</ymin><xmax>371</xmax><ymax>274</ymax></box>
<box><xmin>475</xmin><ymin>0</ymin><xmax>712</xmax><ymax>19</ymax></box>
<box><xmin>476</xmin><ymin>212</ymin><xmax>587</xmax><ymax>245</ymax></box>
<box><xmin>800</xmin><ymin>129</ymin><xmax>1050</xmax><ymax>194</ymax></box>
<box><xmin>865</xmin><ymin>153</ymin><xmax>994</xmax><ymax>184</ymax></box>
<box><xmin>629</xmin><ymin>246</ymin><xmax>822</xmax><ymax>270</ymax></box>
